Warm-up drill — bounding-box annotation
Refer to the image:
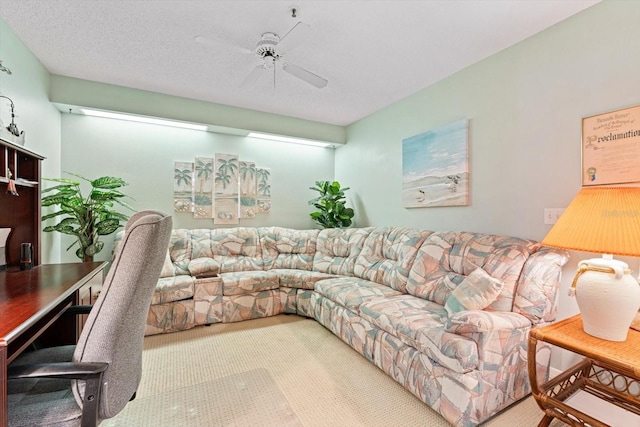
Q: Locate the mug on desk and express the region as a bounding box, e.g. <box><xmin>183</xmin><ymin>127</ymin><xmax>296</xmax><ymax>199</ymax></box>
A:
<box><xmin>20</xmin><ymin>242</ymin><xmax>33</xmax><ymax>270</ymax></box>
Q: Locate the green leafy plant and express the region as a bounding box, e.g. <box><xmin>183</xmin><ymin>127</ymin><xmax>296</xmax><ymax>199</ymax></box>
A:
<box><xmin>308</xmin><ymin>180</ymin><xmax>355</xmax><ymax>228</ymax></box>
<box><xmin>41</xmin><ymin>172</ymin><xmax>133</xmax><ymax>261</ymax></box>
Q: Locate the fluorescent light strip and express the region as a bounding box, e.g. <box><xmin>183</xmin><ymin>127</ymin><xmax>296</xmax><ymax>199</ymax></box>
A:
<box><xmin>248</xmin><ymin>132</ymin><xmax>333</xmax><ymax>148</ymax></box>
<box><xmin>80</xmin><ymin>109</ymin><xmax>208</xmax><ymax>131</ymax></box>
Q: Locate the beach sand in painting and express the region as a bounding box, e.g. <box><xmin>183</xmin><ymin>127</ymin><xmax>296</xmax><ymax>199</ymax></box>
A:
<box><xmin>402</xmin><ymin>172</ymin><xmax>469</xmax><ymax>207</ymax></box>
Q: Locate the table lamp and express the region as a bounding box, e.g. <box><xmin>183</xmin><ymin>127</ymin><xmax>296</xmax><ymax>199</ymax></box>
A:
<box><xmin>542</xmin><ymin>186</ymin><xmax>640</xmax><ymax>341</ymax></box>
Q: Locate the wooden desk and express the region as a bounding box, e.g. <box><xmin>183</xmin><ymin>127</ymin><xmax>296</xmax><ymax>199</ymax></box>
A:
<box><xmin>528</xmin><ymin>314</ymin><xmax>640</xmax><ymax>426</ymax></box>
<box><xmin>0</xmin><ymin>262</ymin><xmax>106</xmax><ymax>427</ymax></box>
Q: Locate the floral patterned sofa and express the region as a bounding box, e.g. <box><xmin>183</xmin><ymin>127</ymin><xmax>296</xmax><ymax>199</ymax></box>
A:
<box><xmin>123</xmin><ymin>226</ymin><xmax>568</xmax><ymax>426</ymax></box>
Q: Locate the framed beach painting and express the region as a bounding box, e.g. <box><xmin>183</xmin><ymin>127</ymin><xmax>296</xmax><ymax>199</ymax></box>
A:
<box><xmin>402</xmin><ymin>119</ymin><xmax>469</xmax><ymax>208</ymax></box>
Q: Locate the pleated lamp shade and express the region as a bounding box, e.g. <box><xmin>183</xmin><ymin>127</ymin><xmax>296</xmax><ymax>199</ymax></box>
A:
<box><xmin>542</xmin><ymin>186</ymin><xmax>640</xmax><ymax>256</ymax></box>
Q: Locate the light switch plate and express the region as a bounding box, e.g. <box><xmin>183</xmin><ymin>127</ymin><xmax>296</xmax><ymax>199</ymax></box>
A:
<box><xmin>544</xmin><ymin>208</ymin><xmax>565</xmax><ymax>225</ymax></box>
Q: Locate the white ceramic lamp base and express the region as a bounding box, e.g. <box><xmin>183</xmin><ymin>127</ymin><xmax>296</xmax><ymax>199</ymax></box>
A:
<box><xmin>572</xmin><ymin>255</ymin><xmax>640</xmax><ymax>342</ymax></box>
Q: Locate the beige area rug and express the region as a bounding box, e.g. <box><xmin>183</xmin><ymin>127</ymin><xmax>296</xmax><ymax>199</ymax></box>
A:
<box><xmin>103</xmin><ymin>315</ymin><xmax>565</xmax><ymax>426</ymax></box>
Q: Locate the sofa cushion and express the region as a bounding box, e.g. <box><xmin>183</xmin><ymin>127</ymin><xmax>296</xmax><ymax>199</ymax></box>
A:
<box><xmin>166</xmin><ymin>229</ymin><xmax>192</xmax><ymax>275</ymax></box>
<box><xmin>354</xmin><ymin>227</ymin><xmax>431</xmax><ymax>292</ymax></box>
<box><xmin>407</xmin><ymin>231</ymin><xmax>537</xmax><ymax>311</ymax></box>
<box><xmin>444</xmin><ymin>268</ymin><xmax>504</xmax><ymax>316</ymax></box>
<box><xmin>359</xmin><ymin>295</ymin><xmax>478</xmax><ymax>373</ymax></box>
<box><xmin>159</xmin><ymin>252</ymin><xmax>175</xmax><ymax>278</ymax></box>
<box><xmin>190</xmin><ymin>228</ymin><xmax>263</xmax><ymax>273</ymax></box>
<box><xmin>314</xmin><ymin>277</ymin><xmax>402</xmax><ymax>314</ymax></box>
<box><xmin>188</xmin><ymin>257</ymin><xmax>221</xmax><ymax>277</ymax></box>
<box><xmin>259</xmin><ymin>227</ymin><xmax>319</xmax><ymax>270</ymax></box>
<box><xmin>271</xmin><ymin>269</ymin><xmax>337</xmax><ymax>290</ymax></box>
<box><xmin>313</xmin><ymin>227</ymin><xmax>372</xmax><ymax>276</ymax></box>
<box><xmin>152</xmin><ymin>275</ymin><xmax>195</xmax><ymax>305</ymax></box>
<box><xmin>219</xmin><ymin>271</ymin><xmax>279</xmax><ymax>296</ymax></box>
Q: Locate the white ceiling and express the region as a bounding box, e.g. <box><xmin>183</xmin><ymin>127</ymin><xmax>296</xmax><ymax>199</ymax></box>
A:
<box><xmin>0</xmin><ymin>0</ymin><xmax>599</xmax><ymax>127</ymax></box>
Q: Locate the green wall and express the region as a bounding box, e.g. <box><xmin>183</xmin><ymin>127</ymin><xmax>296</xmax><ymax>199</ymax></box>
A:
<box><xmin>0</xmin><ymin>17</ymin><xmax>62</xmax><ymax>263</ymax></box>
<box><xmin>50</xmin><ymin>75</ymin><xmax>346</xmax><ymax>145</ymax></box>
<box><xmin>59</xmin><ymin>113</ymin><xmax>335</xmax><ymax>262</ymax></box>
<box><xmin>340</xmin><ymin>0</ymin><xmax>638</xmax><ymax>242</ymax></box>
<box><xmin>338</xmin><ymin>0</ymin><xmax>639</xmax><ymax>370</ymax></box>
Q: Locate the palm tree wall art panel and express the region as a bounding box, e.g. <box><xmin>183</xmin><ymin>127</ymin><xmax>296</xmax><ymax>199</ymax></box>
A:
<box><xmin>174</xmin><ymin>161</ymin><xmax>194</xmax><ymax>213</ymax></box>
<box><xmin>257</xmin><ymin>167</ymin><xmax>271</xmax><ymax>213</ymax></box>
<box><xmin>194</xmin><ymin>157</ymin><xmax>215</xmax><ymax>218</ymax></box>
<box><xmin>214</xmin><ymin>153</ymin><xmax>239</xmax><ymax>224</ymax></box>
<box><xmin>402</xmin><ymin>119</ymin><xmax>469</xmax><ymax>208</ymax></box>
<box><xmin>174</xmin><ymin>154</ymin><xmax>269</xmax><ymax>222</ymax></box>
<box><xmin>239</xmin><ymin>160</ymin><xmax>257</xmax><ymax>219</ymax></box>
<box><xmin>215</xmin><ymin>153</ymin><xmax>239</xmax><ymax>197</ymax></box>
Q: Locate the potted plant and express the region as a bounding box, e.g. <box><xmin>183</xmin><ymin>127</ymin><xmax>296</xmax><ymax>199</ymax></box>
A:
<box><xmin>308</xmin><ymin>180</ymin><xmax>355</xmax><ymax>228</ymax></box>
<box><xmin>41</xmin><ymin>172</ymin><xmax>133</xmax><ymax>261</ymax></box>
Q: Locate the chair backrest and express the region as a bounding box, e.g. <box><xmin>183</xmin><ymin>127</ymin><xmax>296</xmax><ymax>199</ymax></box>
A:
<box><xmin>71</xmin><ymin>210</ymin><xmax>172</xmax><ymax>419</ymax></box>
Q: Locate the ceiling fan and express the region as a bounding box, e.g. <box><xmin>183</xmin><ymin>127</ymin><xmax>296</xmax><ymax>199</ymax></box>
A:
<box><xmin>195</xmin><ymin>21</ymin><xmax>328</xmax><ymax>89</ymax></box>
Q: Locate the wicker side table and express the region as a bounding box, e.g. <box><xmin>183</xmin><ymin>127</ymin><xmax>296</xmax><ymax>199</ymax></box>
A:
<box><xmin>528</xmin><ymin>314</ymin><xmax>640</xmax><ymax>426</ymax></box>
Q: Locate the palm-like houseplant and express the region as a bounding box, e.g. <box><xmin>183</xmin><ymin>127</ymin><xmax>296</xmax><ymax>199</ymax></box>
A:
<box><xmin>308</xmin><ymin>180</ymin><xmax>354</xmax><ymax>228</ymax></box>
<box><xmin>41</xmin><ymin>173</ymin><xmax>133</xmax><ymax>261</ymax></box>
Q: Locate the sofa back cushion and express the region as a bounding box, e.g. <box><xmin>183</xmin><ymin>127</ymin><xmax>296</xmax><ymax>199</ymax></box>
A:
<box><xmin>189</xmin><ymin>228</ymin><xmax>263</xmax><ymax>275</ymax></box>
<box><xmin>406</xmin><ymin>231</ymin><xmax>538</xmax><ymax>311</ymax></box>
<box><xmin>354</xmin><ymin>227</ymin><xmax>431</xmax><ymax>291</ymax></box>
<box><xmin>165</xmin><ymin>229</ymin><xmax>192</xmax><ymax>276</ymax></box>
<box><xmin>259</xmin><ymin>227</ymin><xmax>319</xmax><ymax>271</ymax></box>
<box><xmin>313</xmin><ymin>227</ymin><xmax>372</xmax><ymax>276</ymax></box>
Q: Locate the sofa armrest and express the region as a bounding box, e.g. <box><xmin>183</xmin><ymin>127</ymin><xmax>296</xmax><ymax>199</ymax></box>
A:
<box><xmin>513</xmin><ymin>247</ymin><xmax>570</xmax><ymax>324</ymax></box>
<box><xmin>446</xmin><ymin>310</ymin><xmax>533</xmax><ymax>366</ymax></box>
<box><xmin>447</xmin><ymin>310</ymin><xmax>532</xmax><ymax>333</ymax></box>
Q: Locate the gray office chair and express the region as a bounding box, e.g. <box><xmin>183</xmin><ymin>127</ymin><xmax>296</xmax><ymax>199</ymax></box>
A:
<box><xmin>7</xmin><ymin>210</ymin><xmax>172</xmax><ymax>427</ymax></box>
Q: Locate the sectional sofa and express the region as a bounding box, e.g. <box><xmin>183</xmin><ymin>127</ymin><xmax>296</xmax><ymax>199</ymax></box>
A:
<box><xmin>125</xmin><ymin>226</ymin><xmax>568</xmax><ymax>426</ymax></box>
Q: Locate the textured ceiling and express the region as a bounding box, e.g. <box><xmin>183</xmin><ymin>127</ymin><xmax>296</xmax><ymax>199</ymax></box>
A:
<box><xmin>0</xmin><ymin>0</ymin><xmax>599</xmax><ymax>126</ymax></box>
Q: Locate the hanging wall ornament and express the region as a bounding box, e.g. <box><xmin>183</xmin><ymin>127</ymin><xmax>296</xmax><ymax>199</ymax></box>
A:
<box><xmin>0</xmin><ymin>60</ymin><xmax>11</xmax><ymax>75</ymax></box>
<box><xmin>6</xmin><ymin>169</ymin><xmax>18</xmax><ymax>196</ymax></box>
<box><xmin>0</xmin><ymin>94</ymin><xmax>25</xmax><ymax>145</ymax></box>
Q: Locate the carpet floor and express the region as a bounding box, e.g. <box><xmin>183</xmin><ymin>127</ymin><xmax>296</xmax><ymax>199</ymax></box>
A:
<box><xmin>102</xmin><ymin>315</ymin><xmax>565</xmax><ymax>426</ymax></box>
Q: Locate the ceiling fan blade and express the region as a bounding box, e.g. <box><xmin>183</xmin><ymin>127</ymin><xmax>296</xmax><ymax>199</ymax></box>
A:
<box><xmin>240</xmin><ymin>64</ymin><xmax>266</xmax><ymax>88</ymax></box>
<box><xmin>273</xmin><ymin>63</ymin><xmax>277</xmax><ymax>89</ymax></box>
<box><xmin>282</xmin><ymin>63</ymin><xmax>328</xmax><ymax>89</ymax></box>
<box><xmin>277</xmin><ymin>21</ymin><xmax>310</xmax><ymax>53</ymax></box>
<box><xmin>194</xmin><ymin>34</ymin><xmax>252</xmax><ymax>55</ymax></box>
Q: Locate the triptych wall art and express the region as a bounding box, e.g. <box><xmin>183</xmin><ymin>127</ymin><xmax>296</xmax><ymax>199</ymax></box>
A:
<box><xmin>402</xmin><ymin>119</ymin><xmax>469</xmax><ymax>208</ymax></box>
<box><xmin>174</xmin><ymin>154</ymin><xmax>271</xmax><ymax>224</ymax></box>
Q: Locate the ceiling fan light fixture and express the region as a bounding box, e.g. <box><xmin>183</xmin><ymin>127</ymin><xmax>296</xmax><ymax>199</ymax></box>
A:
<box><xmin>198</xmin><ymin>18</ymin><xmax>326</xmax><ymax>90</ymax></box>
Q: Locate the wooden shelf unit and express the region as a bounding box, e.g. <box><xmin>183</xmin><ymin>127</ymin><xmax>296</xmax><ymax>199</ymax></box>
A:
<box><xmin>0</xmin><ymin>137</ymin><xmax>44</xmax><ymax>268</ymax></box>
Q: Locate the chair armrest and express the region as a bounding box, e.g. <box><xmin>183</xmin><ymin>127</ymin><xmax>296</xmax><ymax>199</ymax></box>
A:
<box><xmin>7</xmin><ymin>361</ymin><xmax>107</xmax><ymax>381</ymax></box>
<box><xmin>65</xmin><ymin>305</ymin><xmax>94</xmax><ymax>316</ymax></box>
<box><xmin>8</xmin><ymin>361</ymin><xmax>107</xmax><ymax>427</ymax></box>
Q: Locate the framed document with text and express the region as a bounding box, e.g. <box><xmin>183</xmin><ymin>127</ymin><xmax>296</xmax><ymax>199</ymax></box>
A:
<box><xmin>582</xmin><ymin>105</ymin><xmax>640</xmax><ymax>186</ymax></box>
